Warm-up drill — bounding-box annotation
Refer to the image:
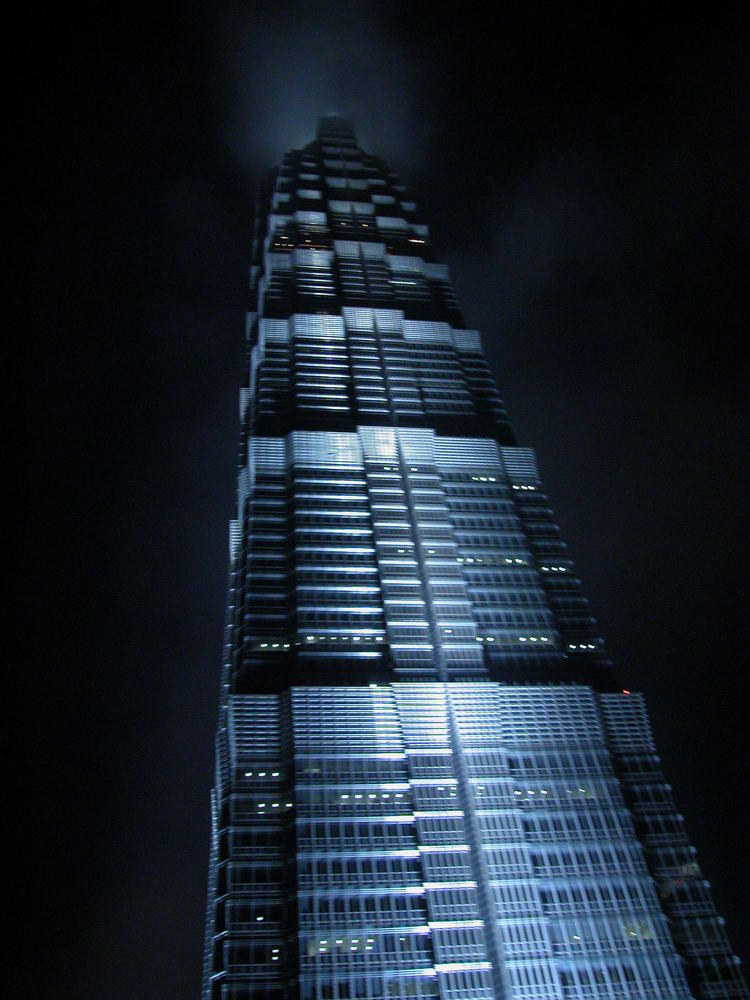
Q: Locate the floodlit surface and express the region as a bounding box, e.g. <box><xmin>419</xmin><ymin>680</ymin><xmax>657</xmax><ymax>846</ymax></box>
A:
<box><xmin>201</xmin><ymin>119</ymin><xmax>748</xmax><ymax>1000</ymax></box>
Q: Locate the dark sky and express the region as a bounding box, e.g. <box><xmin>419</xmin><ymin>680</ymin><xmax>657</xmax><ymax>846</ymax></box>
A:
<box><xmin>18</xmin><ymin>3</ymin><xmax>749</xmax><ymax>997</ymax></box>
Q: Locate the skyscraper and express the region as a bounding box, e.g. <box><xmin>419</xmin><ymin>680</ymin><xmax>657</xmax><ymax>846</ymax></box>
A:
<box><xmin>202</xmin><ymin>117</ymin><xmax>746</xmax><ymax>1000</ymax></box>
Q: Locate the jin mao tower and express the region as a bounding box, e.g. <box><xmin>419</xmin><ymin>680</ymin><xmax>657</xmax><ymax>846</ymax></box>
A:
<box><xmin>202</xmin><ymin>118</ymin><xmax>747</xmax><ymax>1000</ymax></box>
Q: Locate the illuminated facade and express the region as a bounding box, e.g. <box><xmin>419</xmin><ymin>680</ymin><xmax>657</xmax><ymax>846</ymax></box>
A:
<box><xmin>202</xmin><ymin>118</ymin><xmax>747</xmax><ymax>1000</ymax></box>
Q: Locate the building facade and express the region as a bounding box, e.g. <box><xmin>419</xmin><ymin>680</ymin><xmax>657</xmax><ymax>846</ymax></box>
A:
<box><xmin>202</xmin><ymin>118</ymin><xmax>747</xmax><ymax>1000</ymax></box>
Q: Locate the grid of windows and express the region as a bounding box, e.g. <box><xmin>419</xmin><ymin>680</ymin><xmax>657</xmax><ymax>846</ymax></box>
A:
<box><xmin>207</xmin><ymin>686</ymin><xmax>700</xmax><ymax>998</ymax></box>
<box><xmin>230</xmin><ymin>426</ymin><xmax>620</xmax><ymax>691</ymax></box>
<box><xmin>246</xmin><ymin>307</ymin><xmax>513</xmax><ymax>440</ymax></box>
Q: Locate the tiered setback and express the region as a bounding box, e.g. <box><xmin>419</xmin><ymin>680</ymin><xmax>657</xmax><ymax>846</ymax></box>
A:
<box><xmin>230</xmin><ymin>427</ymin><xmax>605</xmax><ymax>691</ymax></box>
<box><xmin>202</xmin><ymin>118</ymin><xmax>748</xmax><ymax>1000</ymax></box>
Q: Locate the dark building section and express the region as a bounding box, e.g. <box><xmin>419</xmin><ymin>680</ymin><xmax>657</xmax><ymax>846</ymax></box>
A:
<box><xmin>202</xmin><ymin>118</ymin><xmax>747</xmax><ymax>1000</ymax></box>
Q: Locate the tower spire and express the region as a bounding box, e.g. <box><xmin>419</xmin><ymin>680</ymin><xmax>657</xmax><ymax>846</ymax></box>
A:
<box><xmin>316</xmin><ymin>113</ymin><xmax>357</xmax><ymax>147</ymax></box>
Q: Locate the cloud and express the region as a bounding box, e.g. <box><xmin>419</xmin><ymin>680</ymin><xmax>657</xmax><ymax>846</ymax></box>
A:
<box><xmin>214</xmin><ymin>0</ymin><xmax>430</xmax><ymax>176</ymax></box>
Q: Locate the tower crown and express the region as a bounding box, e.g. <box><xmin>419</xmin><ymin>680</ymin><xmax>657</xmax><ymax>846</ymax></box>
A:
<box><xmin>317</xmin><ymin>114</ymin><xmax>357</xmax><ymax>147</ymax></box>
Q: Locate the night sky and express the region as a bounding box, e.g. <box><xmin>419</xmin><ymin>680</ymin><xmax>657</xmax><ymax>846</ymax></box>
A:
<box><xmin>18</xmin><ymin>4</ymin><xmax>749</xmax><ymax>997</ymax></box>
